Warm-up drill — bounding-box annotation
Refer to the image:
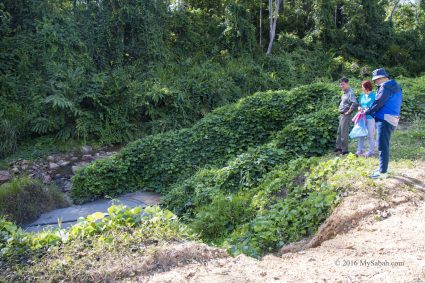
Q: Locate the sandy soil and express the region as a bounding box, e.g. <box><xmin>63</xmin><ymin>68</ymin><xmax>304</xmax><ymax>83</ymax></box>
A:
<box><xmin>5</xmin><ymin>163</ymin><xmax>424</xmax><ymax>283</ymax></box>
<box><xmin>140</xmin><ymin>168</ymin><xmax>425</xmax><ymax>283</ymax></box>
<box><xmin>144</xmin><ymin>201</ymin><xmax>425</xmax><ymax>283</ymax></box>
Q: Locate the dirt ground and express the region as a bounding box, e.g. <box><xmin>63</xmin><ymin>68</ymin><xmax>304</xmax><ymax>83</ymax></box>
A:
<box><xmin>139</xmin><ymin>166</ymin><xmax>425</xmax><ymax>283</ymax></box>
<box><xmin>4</xmin><ymin>162</ymin><xmax>424</xmax><ymax>283</ymax></box>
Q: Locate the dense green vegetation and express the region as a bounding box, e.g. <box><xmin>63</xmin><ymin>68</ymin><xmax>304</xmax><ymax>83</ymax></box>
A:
<box><xmin>0</xmin><ymin>205</ymin><xmax>193</xmax><ymax>264</ymax></box>
<box><xmin>70</xmin><ymin>76</ymin><xmax>425</xmax><ymax>256</ymax></box>
<box><xmin>0</xmin><ymin>176</ymin><xmax>67</xmax><ymax>224</ymax></box>
<box><xmin>1</xmin><ymin>0</ymin><xmax>425</xmax><ymax>157</ymax></box>
<box><xmin>71</xmin><ymin>83</ymin><xmax>339</xmax><ymax>203</ymax></box>
<box><xmin>1</xmin><ymin>0</ymin><xmax>425</xmax><ymax>271</ymax></box>
<box><xmin>72</xmin><ymin>76</ymin><xmax>425</xmax><ymax>203</ymax></box>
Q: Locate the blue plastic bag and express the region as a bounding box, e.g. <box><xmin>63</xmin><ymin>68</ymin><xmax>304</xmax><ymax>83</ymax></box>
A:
<box><xmin>349</xmin><ymin>113</ymin><xmax>368</xmax><ymax>139</ymax></box>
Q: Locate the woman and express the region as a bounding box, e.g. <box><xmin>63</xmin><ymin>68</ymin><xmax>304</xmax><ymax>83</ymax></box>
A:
<box><xmin>356</xmin><ymin>80</ymin><xmax>376</xmax><ymax>157</ymax></box>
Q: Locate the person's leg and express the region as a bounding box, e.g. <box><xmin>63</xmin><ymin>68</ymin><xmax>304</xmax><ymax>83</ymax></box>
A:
<box><xmin>340</xmin><ymin>114</ymin><xmax>351</xmax><ymax>153</ymax></box>
<box><xmin>367</xmin><ymin>118</ymin><xmax>376</xmax><ymax>155</ymax></box>
<box><xmin>336</xmin><ymin>115</ymin><xmax>343</xmax><ymax>151</ymax></box>
<box><xmin>377</xmin><ymin>120</ymin><xmax>395</xmax><ymax>173</ymax></box>
<box><xmin>357</xmin><ymin>137</ymin><xmax>365</xmax><ymax>155</ymax></box>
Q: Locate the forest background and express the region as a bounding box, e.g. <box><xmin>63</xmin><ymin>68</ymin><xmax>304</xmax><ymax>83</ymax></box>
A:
<box><xmin>1</xmin><ymin>0</ymin><xmax>424</xmax><ymax>157</ymax></box>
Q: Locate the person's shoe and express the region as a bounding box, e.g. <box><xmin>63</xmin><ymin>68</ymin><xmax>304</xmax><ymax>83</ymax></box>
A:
<box><xmin>355</xmin><ymin>150</ymin><xmax>364</xmax><ymax>157</ymax></box>
<box><xmin>370</xmin><ymin>170</ymin><xmax>388</xmax><ymax>179</ymax></box>
<box><xmin>364</xmin><ymin>152</ymin><xmax>375</xmax><ymax>158</ymax></box>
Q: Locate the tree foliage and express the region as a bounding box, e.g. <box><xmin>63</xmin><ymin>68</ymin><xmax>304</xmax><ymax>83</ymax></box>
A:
<box><xmin>0</xmin><ymin>0</ymin><xmax>424</xmax><ymax>157</ymax></box>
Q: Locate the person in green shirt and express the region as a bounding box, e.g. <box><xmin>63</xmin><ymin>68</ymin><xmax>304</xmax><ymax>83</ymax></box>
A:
<box><xmin>356</xmin><ymin>80</ymin><xmax>376</xmax><ymax>157</ymax></box>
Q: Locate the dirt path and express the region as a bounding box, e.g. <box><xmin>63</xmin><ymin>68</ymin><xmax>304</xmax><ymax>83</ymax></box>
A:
<box><xmin>142</xmin><ymin>168</ymin><xmax>425</xmax><ymax>283</ymax></box>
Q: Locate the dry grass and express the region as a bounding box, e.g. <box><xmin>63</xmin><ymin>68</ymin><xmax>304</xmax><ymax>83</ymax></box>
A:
<box><xmin>4</xmin><ymin>241</ymin><xmax>227</xmax><ymax>282</ymax></box>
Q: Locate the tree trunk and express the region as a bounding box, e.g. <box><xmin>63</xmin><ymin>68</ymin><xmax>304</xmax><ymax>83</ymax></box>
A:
<box><xmin>266</xmin><ymin>0</ymin><xmax>283</xmax><ymax>55</ymax></box>
<box><xmin>389</xmin><ymin>0</ymin><xmax>401</xmax><ymax>23</ymax></box>
<box><xmin>260</xmin><ymin>0</ymin><xmax>263</xmax><ymax>46</ymax></box>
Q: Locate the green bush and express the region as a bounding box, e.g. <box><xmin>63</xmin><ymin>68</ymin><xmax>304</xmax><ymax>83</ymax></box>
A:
<box><xmin>398</xmin><ymin>76</ymin><xmax>425</xmax><ymax>121</ymax></box>
<box><xmin>274</xmin><ymin>107</ymin><xmax>338</xmax><ymax>157</ymax></box>
<box><xmin>226</xmin><ymin>158</ymin><xmax>342</xmax><ymax>258</ymax></box>
<box><xmin>72</xmin><ymin>83</ymin><xmax>338</xmax><ymax>203</ymax></box>
<box><xmin>227</xmin><ymin>186</ymin><xmax>337</xmax><ymax>258</ymax></box>
<box><xmin>163</xmin><ymin>144</ymin><xmax>288</xmax><ymax>218</ymax></box>
<box><xmin>0</xmin><ymin>205</ymin><xmax>193</xmax><ymax>263</ymax></box>
<box><xmin>0</xmin><ymin>119</ymin><xmax>17</xmax><ymax>158</ymax></box>
<box><xmin>0</xmin><ymin>176</ymin><xmax>68</xmax><ymax>224</ymax></box>
<box><xmin>177</xmin><ymin>158</ymin><xmax>320</xmax><ymax>243</ymax></box>
<box><xmin>190</xmin><ymin>192</ymin><xmax>256</xmax><ymax>242</ymax></box>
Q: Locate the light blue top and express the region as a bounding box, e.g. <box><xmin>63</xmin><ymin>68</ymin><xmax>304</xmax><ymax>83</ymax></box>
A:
<box><xmin>359</xmin><ymin>91</ymin><xmax>376</xmax><ymax>119</ymax></box>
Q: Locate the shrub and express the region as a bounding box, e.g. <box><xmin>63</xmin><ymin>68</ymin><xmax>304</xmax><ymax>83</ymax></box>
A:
<box><xmin>274</xmin><ymin>107</ymin><xmax>338</xmax><ymax>157</ymax></box>
<box><xmin>163</xmin><ymin>144</ymin><xmax>288</xmax><ymax>217</ymax></box>
<box><xmin>227</xmin><ymin>186</ymin><xmax>337</xmax><ymax>258</ymax></box>
<box><xmin>398</xmin><ymin>76</ymin><xmax>425</xmax><ymax>121</ymax></box>
<box><xmin>0</xmin><ymin>119</ymin><xmax>17</xmax><ymax>158</ymax></box>
<box><xmin>0</xmin><ymin>176</ymin><xmax>68</xmax><ymax>224</ymax></box>
<box><xmin>190</xmin><ymin>192</ymin><xmax>256</xmax><ymax>242</ymax></box>
<box><xmin>178</xmin><ymin>158</ymin><xmax>321</xmax><ymax>243</ymax></box>
<box><xmin>0</xmin><ymin>205</ymin><xmax>193</xmax><ymax>263</ymax></box>
<box><xmin>72</xmin><ymin>83</ymin><xmax>339</xmax><ymax>203</ymax></box>
<box><xmin>226</xmin><ymin>158</ymin><xmax>342</xmax><ymax>258</ymax></box>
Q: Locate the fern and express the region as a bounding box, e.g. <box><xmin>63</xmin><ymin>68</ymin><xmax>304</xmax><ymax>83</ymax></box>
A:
<box><xmin>31</xmin><ymin>117</ymin><xmax>56</xmax><ymax>135</ymax></box>
<box><xmin>44</xmin><ymin>94</ymin><xmax>75</xmax><ymax>110</ymax></box>
<box><xmin>56</xmin><ymin>125</ymin><xmax>75</xmax><ymax>141</ymax></box>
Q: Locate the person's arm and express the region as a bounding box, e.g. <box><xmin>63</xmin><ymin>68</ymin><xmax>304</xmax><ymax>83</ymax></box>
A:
<box><xmin>365</xmin><ymin>88</ymin><xmax>390</xmax><ymax>115</ymax></box>
<box><xmin>345</xmin><ymin>92</ymin><xmax>359</xmax><ymax>114</ymax></box>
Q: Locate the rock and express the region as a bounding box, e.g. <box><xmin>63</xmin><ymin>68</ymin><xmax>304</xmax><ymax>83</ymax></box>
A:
<box><xmin>21</xmin><ymin>160</ymin><xmax>29</xmax><ymax>165</ymax></box>
<box><xmin>72</xmin><ymin>162</ymin><xmax>89</xmax><ymax>174</ymax></box>
<box><xmin>63</xmin><ymin>181</ymin><xmax>72</xmax><ymax>192</ymax></box>
<box><xmin>21</xmin><ymin>164</ymin><xmax>28</xmax><ymax>170</ymax></box>
<box><xmin>0</xmin><ymin>171</ymin><xmax>11</xmax><ymax>183</ymax></box>
<box><xmin>71</xmin><ymin>166</ymin><xmax>80</xmax><ymax>174</ymax></box>
<box><xmin>42</xmin><ymin>174</ymin><xmax>52</xmax><ymax>184</ymax></box>
<box><xmin>82</xmin><ymin>145</ymin><xmax>92</xmax><ymax>154</ymax></box>
<box><xmin>58</xmin><ymin>160</ymin><xmax>70</xmax><ymax>167</ymax></box>
<box><xmin>11</xmin><ymin>167</ymin><xmax>20</xmax><ymax>174</ymax></box>
<box><xmin>47</xmin><ymin>156</ymin><xmax>55</xmax><ymax>162</ymax></box>
<box><xmin>70</xmin><ymin>157</ymin><xmax>79</xmax><ymax>161</ymax></box>
<box><xmin>381</xmin><ymin>211</ymin><xmax>389</xmax><ymax>218</ymax></box>
<box><xmin>49</xmin><ymin>162</ymin><xmax>60</xmax><ymax>170</ymax></box>
<box><xmin>81</xmin><ymin>154</ymin><xmax>94</xmax><ymax>162</ymax></box>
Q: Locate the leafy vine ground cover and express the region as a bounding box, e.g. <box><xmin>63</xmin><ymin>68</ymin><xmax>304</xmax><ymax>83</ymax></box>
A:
<box><xmin>71</xmin><ymin>83</ymin><xmax>340</xmax><ymax>202</ymax></box>
<box><xmin>1</xmin><ymin>77</ymin><xmax>424</xmax><ymax>272</ymax></box>
<box><xmin>68</xmin><ymin>77</ymin><xmax>425</xmax><ymax>257</ymax></box>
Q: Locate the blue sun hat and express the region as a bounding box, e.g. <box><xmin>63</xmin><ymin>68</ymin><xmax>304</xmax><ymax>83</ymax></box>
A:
<box><xmin>372</xmin><ymin>68</ymin><xmax>389</xmax><ymax>81</ymax></box>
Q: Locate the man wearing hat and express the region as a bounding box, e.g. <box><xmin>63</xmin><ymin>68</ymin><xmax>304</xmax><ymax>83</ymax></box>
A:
<box><xmin>364</xmin><ymin>68</ymin><xmax>402</xmax><ymax>179</ymax></box>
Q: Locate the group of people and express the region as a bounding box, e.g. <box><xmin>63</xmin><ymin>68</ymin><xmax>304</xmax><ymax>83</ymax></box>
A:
<box><xmin>335</xmin><ymin>68</ymin><xmax>403</xmax><ymax>179</ymax></box>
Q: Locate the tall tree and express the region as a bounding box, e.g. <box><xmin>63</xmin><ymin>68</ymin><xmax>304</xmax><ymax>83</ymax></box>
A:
<box><xmin>267</xmin><ymin>0</ymin><xmax>283</xmax><ymax>54</ymax></box>
<box><xmin>389</xmin><ymin>0</ymin><xmax>402</xmax><ymax>23</ymax></box>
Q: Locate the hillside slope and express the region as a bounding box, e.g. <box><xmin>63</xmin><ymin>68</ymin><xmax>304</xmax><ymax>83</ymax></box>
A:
<box><xmin>146</xmin><ymin>161</ymin><xmax>425</xmax><ymax>282</ymax></box>
<box><xmin>148</xmin><ymin>201</ymin><xmax>425</xmax><ymax>283</ymax></box>
<box><xmin>4</xmin><ymin>158</ymin><xmax>424</xmax><ymax>282</ymax></box>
